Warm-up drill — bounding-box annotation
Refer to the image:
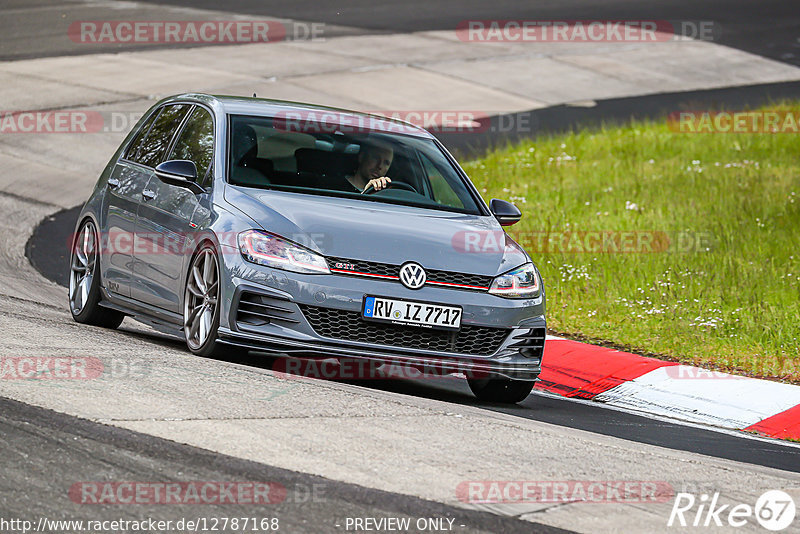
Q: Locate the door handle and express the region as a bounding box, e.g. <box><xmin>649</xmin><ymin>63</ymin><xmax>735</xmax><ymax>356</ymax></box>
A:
<box><xmin>142</xmin><ymin>189</ymin><xmax>156</xmax><ymax>201</ymax></box>
<box><xmin>108</xmin><ymin>178</ymin><xmax>120</xmax><ymax>189</ymax></box>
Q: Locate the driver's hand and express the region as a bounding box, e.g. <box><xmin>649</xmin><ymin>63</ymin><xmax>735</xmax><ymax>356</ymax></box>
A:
<box><xmin>365</xmin><ymin>176</ymin><xmax>391</xmax><ymax>192</ymax></box>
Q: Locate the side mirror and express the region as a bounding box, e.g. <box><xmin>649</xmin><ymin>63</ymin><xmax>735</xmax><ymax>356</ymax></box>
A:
<box><xmin>155</xmin><ymin>160</ymin><xmax>204</xmax><ymax>194</ymax></box>
<box><xmin>490</xmin><ymin>198</ymin><xmax>522</xmax><ymax>226</ymax></box>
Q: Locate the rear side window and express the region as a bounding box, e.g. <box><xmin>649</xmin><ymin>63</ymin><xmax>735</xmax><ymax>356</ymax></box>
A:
<box><xmin>124</xmin><ymin>109</ymin><xmax>160</xmax><ymax>161</ymax></box>
<box><xmin>168</xmin><ymin>107</ymin><xmax>214</xmax><ymax>186</ymax></box>
<box><xmin>133</xmin><ymin>104</ymin><xmax>191</xmax><ymax>168</ymax></box>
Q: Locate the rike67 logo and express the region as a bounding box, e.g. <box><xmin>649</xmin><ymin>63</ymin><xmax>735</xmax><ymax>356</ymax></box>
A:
<box><xmin>668</xmin><ymin>490</ymin><xmax>796</xmax><ymax>531</ymax></box>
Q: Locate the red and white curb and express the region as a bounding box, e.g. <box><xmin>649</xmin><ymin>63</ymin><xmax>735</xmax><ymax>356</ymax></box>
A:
<box><xmin>535</xmin><ymin>336</ymin><xmax>800</xmax><ymax>441</ymax></box>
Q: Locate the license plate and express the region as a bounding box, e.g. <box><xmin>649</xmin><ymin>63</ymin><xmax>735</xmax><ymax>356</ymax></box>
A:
<box><xmin>362</xmin><ymin>296</ymin><xmax>462</xmax><ymax>331</ymax></box>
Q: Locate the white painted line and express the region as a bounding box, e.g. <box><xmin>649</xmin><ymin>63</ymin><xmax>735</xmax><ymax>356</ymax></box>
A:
<box><xmin>594</xmin><ymin>365</ymin><xmax>800</xmax><ymax>429</ymax></box>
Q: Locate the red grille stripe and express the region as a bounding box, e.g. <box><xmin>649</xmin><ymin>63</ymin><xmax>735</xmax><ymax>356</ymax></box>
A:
<box><xmin>330</xmin><ymin>268</ymin><xmax>399</xmax><ymax>280</ymax></box>
<box><xmin>331</xmin><ymin>269</ymin><xmax>488</xmax><ymax>290</ymax></box>
<box><xmin>427</xmin><ymin>280</ymin><xmax>489</xmax><ymax>290</ymax></box>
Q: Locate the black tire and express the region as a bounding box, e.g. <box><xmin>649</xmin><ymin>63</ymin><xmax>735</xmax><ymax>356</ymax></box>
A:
<box><xmin>68</xmin><ymin>219</ymin><xmax>125</xmax><ymax>329</ymax></box>
<box><xmin>467</xmin><ymin>377</ymin><xmax>534</xmax><ymax>404</ymax></box>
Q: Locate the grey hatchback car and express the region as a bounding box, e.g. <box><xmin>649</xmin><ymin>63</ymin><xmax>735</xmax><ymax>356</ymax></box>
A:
<box><xmin>69</xmin><ymin>93</ymin><xmax>546</xmax><ymax>403</ymax></box>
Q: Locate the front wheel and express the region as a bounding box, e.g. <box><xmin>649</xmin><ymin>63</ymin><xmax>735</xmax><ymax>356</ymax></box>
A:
<box><xmin>184</xmin><ymin>244</ymin><xmax>223</xmax><ymax>356</ymax></box>
<box><xmin>183</xmin><ymin>245</ymin><xmax>252</xmax><ymax>360</ymax></box>
<box><xmin>467</xmin><ymin>377</ymin><xmax>534</xmax><ymax>404</ymax></box>
<box><xmin>68</xmin><ymin>219</ymin><xmax>124</xmax><ymax>328</ymax></box>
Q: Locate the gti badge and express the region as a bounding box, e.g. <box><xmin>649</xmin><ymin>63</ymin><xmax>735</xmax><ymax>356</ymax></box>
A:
<box><xmin>399</xmin><ymin>262</ymin><xmax>426</xmax><ymax>289</ymax></box>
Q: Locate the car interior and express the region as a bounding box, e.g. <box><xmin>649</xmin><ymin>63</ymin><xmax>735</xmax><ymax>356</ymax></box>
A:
<box><xmin>227</xmin><ymin>115</ymin><xmax>477</xmax><ymax>213</ymax></box>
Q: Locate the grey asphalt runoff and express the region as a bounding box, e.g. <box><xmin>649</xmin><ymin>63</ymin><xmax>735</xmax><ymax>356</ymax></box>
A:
<box><xmin>2</xmin><ymin>0</ymin><xmax>799</xmax><ymax>68</ymax></box>
<box><xmin>0</xmin><ymin>396</ymin><xmax>572</xmax><ymax>534</ymax></box>
<box><xmin>143</xmin><ymin>0</ymin><xmax>800</xmax><ymax>68</ymax></box>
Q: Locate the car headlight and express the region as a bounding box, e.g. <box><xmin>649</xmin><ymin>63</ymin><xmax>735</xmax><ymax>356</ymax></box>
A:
<box><xmin>489</xmin><ymin>263</ymin><xmax>541</xmax><ymax>298</ymax></box>
<box><xmin>238</xmin><ymin>230</ymin><xmax>330</xmax><ymax>274</ymax></box>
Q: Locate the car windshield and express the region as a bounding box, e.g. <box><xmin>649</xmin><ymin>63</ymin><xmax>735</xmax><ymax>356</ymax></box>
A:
<box><xmin>227</xmin><ymin>113</ymin><xmax>482</xmax><ymax>215</ymax></box>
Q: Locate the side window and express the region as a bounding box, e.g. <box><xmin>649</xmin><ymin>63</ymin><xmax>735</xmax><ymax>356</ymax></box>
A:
<box><xmin>168</xmin><ymin>107</ymin><xmax>214</xmax><ymax>186</ymax></box>
<box><xmin>134</xmin><ymin>104</ymin><xmax>191</xmax><ymax>168</ymax></box>
<box><xmin>124</xmin><ymin>109</ymin><xmax>160</xmax><ymax>161</ymax></box>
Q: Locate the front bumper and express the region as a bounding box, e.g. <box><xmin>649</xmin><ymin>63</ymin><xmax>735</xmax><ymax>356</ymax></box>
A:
<box><xmin>217</xmin><ymin>250</ymin><xmax>546</xmax><ymax>380</ymax></box>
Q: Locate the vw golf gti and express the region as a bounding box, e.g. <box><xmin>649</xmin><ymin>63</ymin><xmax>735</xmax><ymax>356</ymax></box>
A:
<box><xmin>68</xmin><ymin>94</ymin><xmax>546</xmax><ymax>403</ymax></box>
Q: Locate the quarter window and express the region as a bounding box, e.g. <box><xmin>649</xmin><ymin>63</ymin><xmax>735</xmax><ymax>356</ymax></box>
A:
<box><xmin>124</xmin><ymin>109</ymin><xmax>160</xmax><ymax>161</ymax></box>
<box><xmin>168</xmin><ymin>107</ymin><xmax>214</xmax><ymax>185</ymax></box>
<box><xmin>134</xmin><ymin>104</ymin><xmax>191</xmax><ymax>168</ymax></box>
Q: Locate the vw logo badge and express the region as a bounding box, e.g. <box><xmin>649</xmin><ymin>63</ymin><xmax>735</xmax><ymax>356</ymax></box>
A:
<box><xmin>399</xmin><ymin>262</ymin><xmax>427</xmax><ymax>289</ymax></box>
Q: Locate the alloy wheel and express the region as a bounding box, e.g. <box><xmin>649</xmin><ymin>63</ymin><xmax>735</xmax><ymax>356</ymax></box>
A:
<box><xmin>184</xmin><ymin>248</ymin><xmax>219</xmax><ymax>350</ymax></box>
<box><xmin>69</xmin><ymin>220</ymin><xmax>97</xmax><ymax>315</ymax></box>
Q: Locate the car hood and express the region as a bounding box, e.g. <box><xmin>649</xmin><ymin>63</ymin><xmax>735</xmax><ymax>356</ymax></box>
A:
<box><xmin>224</xmin><ymin>186</ymin><xmax>529</xmax><ymax>276</ymax></box>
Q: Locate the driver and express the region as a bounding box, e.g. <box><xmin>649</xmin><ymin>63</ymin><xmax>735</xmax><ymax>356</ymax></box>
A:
<box><xmin>345</xmin><ymin>141</ymin><xmax>393</xmax><ymax>193</ymax></box>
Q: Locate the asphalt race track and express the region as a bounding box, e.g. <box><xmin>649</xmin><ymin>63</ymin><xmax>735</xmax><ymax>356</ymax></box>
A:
<box><xmin>25</xmin><ymin>205</ymin><xmax>800</xmax><ymax>475</ymax></box>
<box><xmin>1</xmin><ymin>397</ymin><xmax>571</xmax><ymax>534</ymax></box>
<box><xmin>3</xmin><ymin>0</ymin><xmax>799</xmax><ymax>68</ymax></box>
<box><xmin>5</xmin><ymin>1</ymin><xmax>800</xmax><ymax>533</ymax></box>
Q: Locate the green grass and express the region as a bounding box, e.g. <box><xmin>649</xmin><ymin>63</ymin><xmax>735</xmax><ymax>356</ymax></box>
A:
<box><xmin>463</xmin><ymin>103</ymin><xmax>800</xmax><ymax>382</ymax></box>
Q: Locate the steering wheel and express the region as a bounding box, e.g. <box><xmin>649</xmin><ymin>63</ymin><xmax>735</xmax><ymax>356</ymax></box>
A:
<box><xmin>362</xmin><ymin>180</ymin><xmax>418</xmax><ymax>195</ymax></box>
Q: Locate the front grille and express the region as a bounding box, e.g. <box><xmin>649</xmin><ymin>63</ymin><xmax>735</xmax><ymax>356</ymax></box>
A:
<box><xmin>425</xmin><ymin>267</ymin><xmax>493</xmax><ymax>289</ymax></box>
<box><xmin>508</xmin><ymin>327</ymin><xmax>546</xmax><ymax>359</ymax></box>
<box><xmin>299</xmin><ymin>304</ymin><xmax>510</xmax><ymax>356</ymax></box>
<box><xmin>236</xmin><ymin>291</ymin><xmax>300</xmax><ymax>328</ymax></box>
<box><xmin>326</xmin><ymin>257</ymin><xmax>493</xmax><ymax>290</ymax></box>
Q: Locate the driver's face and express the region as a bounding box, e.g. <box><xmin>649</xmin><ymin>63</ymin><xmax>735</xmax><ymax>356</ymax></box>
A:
<box><xmin>360</xmin><ymin>147</ymin><xmax>393</xmax><ymax>179</ymax></box>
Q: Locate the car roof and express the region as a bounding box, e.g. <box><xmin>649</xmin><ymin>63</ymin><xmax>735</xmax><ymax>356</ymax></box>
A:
<box><xmin>161</xmin><ymin>93</ymin><xmax>434</xmax><ymax>139</ymax></box>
